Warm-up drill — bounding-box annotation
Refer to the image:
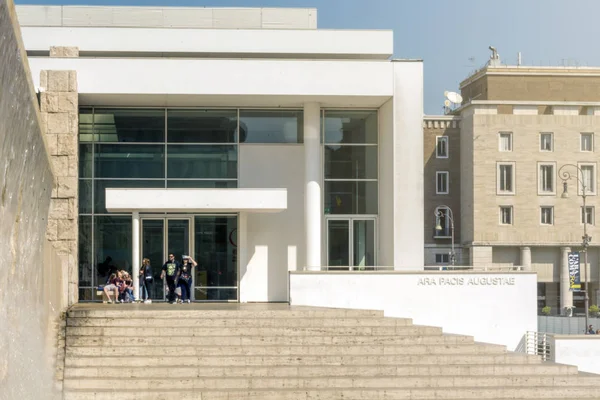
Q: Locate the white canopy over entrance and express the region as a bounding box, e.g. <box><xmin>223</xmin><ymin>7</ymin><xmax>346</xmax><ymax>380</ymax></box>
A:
<box><xmin>105</xmin><ymin>188</ymin><xmax>287</xmax><ymax>213</ymax></box>
<box><xmin>105</xmin><ymin>188</ymin><xmax>287</xmax><ymax>301</ymax></box>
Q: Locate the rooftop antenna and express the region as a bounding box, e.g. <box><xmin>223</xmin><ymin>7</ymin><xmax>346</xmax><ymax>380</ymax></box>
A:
<box><xmin>488</xmin><ymin>46</ymin><xmax>501</xmax><ymax>67</ymax></box>
<box><xmin>444</xmin><ymin>91</ymin><xmax>463</xmax><ymax>114</ymax></box>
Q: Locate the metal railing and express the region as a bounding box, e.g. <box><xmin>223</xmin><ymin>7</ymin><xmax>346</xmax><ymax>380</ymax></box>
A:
<box><xmin>525</xmin><ymin>331</ymin><xmax>551</xmax><ymax>361</ymax></box>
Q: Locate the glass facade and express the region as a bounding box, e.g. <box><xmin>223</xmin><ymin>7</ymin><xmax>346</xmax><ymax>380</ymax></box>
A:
<box><xmin>78</xmin><ymin>107</ymin><xmax>302</xmax><ymax>301</ymax></box>
<box><xmin>323</xmin><ymin>110</ymin><xmax>378</xmax><ymax>268</ymax></box>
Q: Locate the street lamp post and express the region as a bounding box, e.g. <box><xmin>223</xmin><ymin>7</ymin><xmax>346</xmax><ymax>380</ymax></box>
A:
<box><xmin>435</xmin><ymin>206</ymin><xmax>456</xmax><ymax>267</ymax></box>
<box><xmin>559</xmin><ymin>164</ymin><xmax>591</xmax><ymax>331</ymax></box>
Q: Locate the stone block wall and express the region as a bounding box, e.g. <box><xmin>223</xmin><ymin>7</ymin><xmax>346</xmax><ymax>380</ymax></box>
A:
<box><xmin>0</xmin><ymin>0</ymin><xmax>65</xmax><ymax>398</ymax></box>
<box><xmin>39</xmin><ymin>60</ymin><xmax>79</xmax><ymax>305</ymax></box>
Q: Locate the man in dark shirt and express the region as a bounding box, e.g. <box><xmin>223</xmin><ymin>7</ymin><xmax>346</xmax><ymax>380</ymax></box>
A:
<box><xmin>161</xmin><ymin>253</ymin><xmax>181</xmax><ymax>304</ymax></box>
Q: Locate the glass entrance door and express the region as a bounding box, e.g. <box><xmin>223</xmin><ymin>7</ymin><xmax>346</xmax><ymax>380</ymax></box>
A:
<box><xmin>141</xmin><ymin>217</ymin><xmax>191</xmax><ymax>301</ymax></box>
<box><xmin>194</xmin><ymin>216</ymin><xmax>238</xmax><ymax>301</ymax></box>
<box><xmin>327</xmin><ymin>217</ymin><xmax>376</xmax><ymax>270</ymax></box>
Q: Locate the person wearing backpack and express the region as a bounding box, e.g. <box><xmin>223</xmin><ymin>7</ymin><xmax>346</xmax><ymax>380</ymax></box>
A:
<box><xmin>178</xmin><ymin>256</ymin><xmax>197</xmax><ymax>304</ymax></box>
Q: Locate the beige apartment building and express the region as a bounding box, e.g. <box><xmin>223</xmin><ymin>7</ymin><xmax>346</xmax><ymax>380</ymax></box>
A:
<box><xmin>425</xmin><ymin>64</ymin><xmax>600</xmax><ymax>314</ymax></box>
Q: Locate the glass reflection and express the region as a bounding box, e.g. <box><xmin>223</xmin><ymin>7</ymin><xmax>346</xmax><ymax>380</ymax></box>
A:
<box><xmin>95</xmin><ymin>144</ymin><xmax>164</xmax><ymax>179</ymax></box>
<box><xmin>327</xmin><ymin>220</ymin><xmax>350</xmax><ymax>267</ymax></box>
<box><xmin>167</xmin><ymin>145</ymin><xmax>237</xmax><ymax>179</ymax></box>
<box><xmin>167</xmin><ymin>110</ymin><xmax>237</xmax><ymax>143</ymax></box>
<box><xmin>324</xmin><ymin>145</ymin><xmax>377</xmax><ymax>180</ymax></box>
<box><xmin>324</xmin><ymin>181</ymin><xmax>378</xmax><ymax>215</ymax></box>
<box><xmin>94</xmin><ymin>216</ymin><xmax>132</xmax><ymax>286</ymax></box>
<box><xmin>79</xmin><ymin>109</ymin><xmax>93</xmax><ymax>143</ymax></box>
<box><xmin>194</xmin><ymin>216</ymin><xmax>237</xmax><ymax>301</ymax></box>
<box><xmin>94</xmin><ymin>109</ymin><xmax>165</xmax><ymax>142</ymax></box>
<box><xmin>324</xmin><ymin>110</ymin><xmax>378</xmax><ymax>144</ymax></box>
<box><xmin>79</xmin><ymin>216</ymin><xmax>93</xmax><ymax>286</ymax></box>
<box><xmin>79</xmin><ymin>144</ymin><xmax>93</xmax><ymax>178</ymax></box>
<box><xmin>166</xmin><ymin>180</ymin><xmax>237</xmax><ymax>189</ymax></box>
<box><xmin>239</xmin><ymin>110</ymin><xmax>303</xmax><ymax>143</ymax></box>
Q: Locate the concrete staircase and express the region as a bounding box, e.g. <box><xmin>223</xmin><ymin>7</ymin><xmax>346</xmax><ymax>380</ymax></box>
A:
<box><xmin>62</xmin><ymin>304</ymin><xmax>600</xmax><ymax>399</ymax></box>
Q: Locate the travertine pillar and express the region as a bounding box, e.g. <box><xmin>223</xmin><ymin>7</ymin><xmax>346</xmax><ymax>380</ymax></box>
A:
<box><xmin>304</xmin><ymin>102</ymin><xmax>321</xmax><ymax>270</ymax></box>
<box><xmin>40</xmin><ymin>47</ymin><xmax>79</xmax><ymax>305</ymax></box>
<box><xmin>560</xmin><ymin>246</ymin><xmax>574</xmax><ymax>313</ymax></box>
<box><xmin>520</xmin><ymin>246</ymin><xmax>532</xmax><ymax>271</ymax></box>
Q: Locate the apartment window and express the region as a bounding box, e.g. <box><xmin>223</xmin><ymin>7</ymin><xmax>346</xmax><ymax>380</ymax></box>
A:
<box><xmin>436</xmin><ymin>136</ymin><xmax>448</xmax><ymax>158</ymax></box>
<box><xmin>497</xmin><ymin>163</ymin><xmax>515</xmax><ymax>194</ymax></box>
<box><xmin>580</xmin><ymin>164</ymin><xmax>596</xmax><ymax>194</ymax></box>
<box><xmin>436</xmin><ymin>171</ymin><xmax>449</xmax><ymax>194</ymax></box>
<box><xmin>540</xmin><ymin>207</ymin><xmax>554</xmax><ymax>225</ymax></box>
<box><xmin>582</xmin><ymin>206</ymin><xmax>595</xmax><ymax>225</ymax></box>
<box><xmin>500</xmin><ymin>206</ymin><xmax>513</xmax><ymax>225</ymax></box>
<box><xmin>435</xmin><ymin>253</ymin><xmax>450</xmax><ymax>264</ymax></box>
<box><xmin>538</xmin><ymin>163</ymin><xmax>555</xmax><ymax>194</ymax></box>
<box><xmin>540</xmin><ymin>133</ymin><xmax>553</xmax><ymax>152</ymax></box>
<box><xmin>581</xmin><ymin>133</ymin><xmax>594</xmax><ymax>152</ymax></box>
<box><xmin>499</xmin><ymin>132</ymin><xmax>513</xmax><ymax>152</ymax></box>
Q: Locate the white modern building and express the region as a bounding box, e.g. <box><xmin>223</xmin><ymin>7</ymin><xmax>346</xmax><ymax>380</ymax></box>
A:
<box><xmin>17</xmin><ymin>5</ymin><xmax>424</xmax><ymax>303</ymax></box>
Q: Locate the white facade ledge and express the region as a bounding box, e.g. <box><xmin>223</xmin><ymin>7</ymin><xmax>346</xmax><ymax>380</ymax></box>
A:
<box><xmin>105</xmin><ymin>188</ymin><xmax>287</xmax><ymax>213</ymax></box>
<box><xmin>20</xmin><ymin>27</ymin><xmax>393</xmax><ymax>59</ymax></box>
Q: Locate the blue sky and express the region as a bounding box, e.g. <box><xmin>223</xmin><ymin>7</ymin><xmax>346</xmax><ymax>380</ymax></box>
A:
<box><xmin>15</xmin><ymin>0</ymin><xmax>600</xmax><ymax>114</ymax></box>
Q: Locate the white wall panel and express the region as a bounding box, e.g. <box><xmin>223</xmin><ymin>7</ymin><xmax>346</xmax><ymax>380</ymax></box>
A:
<box><xmin>290</xmin><ymin>271</ymin><xmax>538</xmax><ymax>350</ymax></box>
<box><xmin>28</xmin><ymin>58</ymin><xmax>393</xmax><ymax>100</ymax></box>
<box><xmin>239</xmin><ymin>145</ymin><xmax>305</xmax><ymax>302</ymax></box>
<box><xmin>21</xmin><ymin>27</ymin><xmax>393</xmax><ymax>59</ymax></box>
<box><xmin>551</xmin><ymin>336</ymin><xmax>600</xmax><ymax>374</ymax></box>
<box><xmin>378</xmin><ymin>99</ymin><xmax>394</xmax><ymax>266</ymax></box>
<box><xmin>392</xmin><ymin>61</ymin><xmax>424</xmax><ymax>269</ymax></box>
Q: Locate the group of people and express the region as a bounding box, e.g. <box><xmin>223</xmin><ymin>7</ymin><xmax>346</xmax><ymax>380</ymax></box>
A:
<box><xmin>102</xmin><ymin>269</ymin><xmax>136</xmax><ymax>303</ymax></box>
<box><xmin>587</xmin><ymin>325</ymin><xmax>600</xmax><ymax>335</ymax></box>
<box><xmin>102</xmin><ymin>253</ymin><xmax>197</xmax><ymax>304</ymax></box>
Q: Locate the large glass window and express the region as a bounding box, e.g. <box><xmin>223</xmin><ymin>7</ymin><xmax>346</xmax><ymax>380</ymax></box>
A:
<box><xmin>323</xmin><ymin>110</ymin><xmax>377</xmax><ymax>269</ymax></box>
<box><xmin>78</xmin><ymin>107</ymin><xmax>243</xmax><ymax>298</ymax></box>
<box><xmin>323</xmin><ymin>110</ymin><xmax>378</xmax><ymax>215</ymax></box>
<box><xmin>239</xmin><ymin>110</ymin><xmax>303</xmax><ymax>143</ymax></box>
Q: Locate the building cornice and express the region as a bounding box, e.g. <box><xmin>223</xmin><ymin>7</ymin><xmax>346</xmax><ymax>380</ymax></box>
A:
<box><xmin>460</xmin><ymin>65</ymin><xmax>600</xmax><ymax>89</ymax></box>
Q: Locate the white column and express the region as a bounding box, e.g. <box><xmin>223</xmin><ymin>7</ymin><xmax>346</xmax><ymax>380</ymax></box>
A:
<box><xmin>560</xmin><ymin>246</ymin><xmax>573</xmax><ymax>313</ymax></box>
<box><xmin>132</xmin><ymin>211</ymin><xmax>140</xmax><ymax>301</ymax></box>
<box><xmin>304</xmin><ymin>102</ymin><xmax>321</xmax><ymax>270</ymax></box>
<box><xmin>520</xmin><ymin>246</ymin><xmax>532</xmax><ymax>271</ymax></box>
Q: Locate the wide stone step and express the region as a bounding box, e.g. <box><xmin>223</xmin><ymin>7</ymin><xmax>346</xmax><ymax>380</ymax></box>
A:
<box><xmin>64</xmin><ymin>363</ymin><xmax>579</xmax><ymax>379</ymax></box>
<box><xmin>66</xmin><ymin>317</ymin><xmax>412</xmax><ymax>327</ymax></box>
<box><xmin>65</xmin><ymin>325</ymin><xmax>443</xmax><ymax>337</ymax></box>
<box><xmin>65</xmin><ymin>343</ymin><xmax>506</xmax><ymax>357</ymax></box>
<box><xmin>66</xmin><ymin>333</ymin><xmax>474</xmax><ymax>347</ymax></box>
<box><xmin>67</xmin><ymin>307</ymin><xmax>383</xmax><ymax>319</ymax></box>
<box><xmin>61</xmin><ymin>387</ymin><xmax>600</xmax><ymax>400</ymax></box>
<box><xmin>62</xmin><ymin>375</ymin><xmax>600</xmax><ymax>390</ymax></box>
<box><xmin>64</xmin><ymin>353</ymin><xmax>540</xmax><ymax>368</ymax></box>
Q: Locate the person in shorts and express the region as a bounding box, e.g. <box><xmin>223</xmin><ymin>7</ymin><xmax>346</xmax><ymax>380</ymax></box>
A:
<box><xmin>161</xmin><ymin>253</ymin><xmax>181</xmax><ymax>304</ymax></box>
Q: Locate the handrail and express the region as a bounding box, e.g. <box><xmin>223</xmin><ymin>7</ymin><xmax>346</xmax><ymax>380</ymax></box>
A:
<box><xmin>525</xmin><ymin>331</ymin><xmax>551</xmax><ymax>361</ymax></box>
